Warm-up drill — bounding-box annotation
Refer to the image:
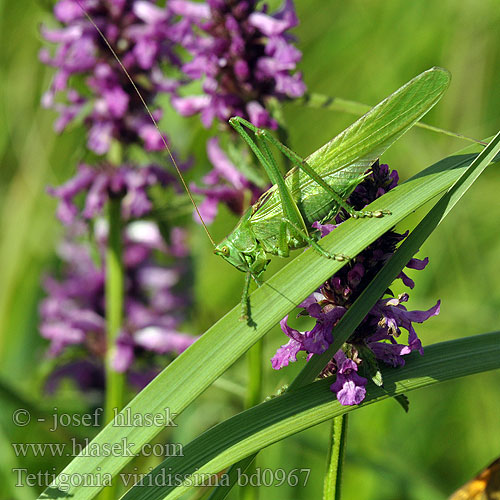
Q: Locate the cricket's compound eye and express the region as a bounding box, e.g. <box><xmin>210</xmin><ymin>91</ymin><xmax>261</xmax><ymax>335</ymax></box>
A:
<box><xmin>220</xmin><ymin>245</ymin><xmax>230</xmax><ymax>256</ymax></box>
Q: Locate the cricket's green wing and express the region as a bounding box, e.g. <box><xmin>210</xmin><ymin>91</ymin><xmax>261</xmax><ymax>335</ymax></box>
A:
<box><xmin>250</xmin><ymin>67</ymin><xmax>450</xmax><ymax>229</ymax></box>
<box><xmin>306</xmin><ymin>67</ymin><xmax>451</xmax><ymax>175</ymax></box>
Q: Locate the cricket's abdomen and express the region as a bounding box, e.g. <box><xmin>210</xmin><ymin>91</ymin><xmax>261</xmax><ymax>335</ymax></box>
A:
<box><xmin>250</xmin><ymin>163</ymin><xmax>366</xmax><ymax>254</ymax></box>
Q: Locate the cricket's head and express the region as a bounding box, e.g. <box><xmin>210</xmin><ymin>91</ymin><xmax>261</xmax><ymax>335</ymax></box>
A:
<box><xmin>214</xmin><ymin>230</ymin><xmax>269</xmax><ymax>278</ymax></box>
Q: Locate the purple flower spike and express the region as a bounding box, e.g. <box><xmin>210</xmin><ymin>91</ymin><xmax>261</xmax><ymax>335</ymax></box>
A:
<box><xmin>170</xmin><ymin>0</ymin><xmax>305</xmax><ymax>128</ymax></box>
<box><xmin>48</xmin><ymin>162</ymin><xmax>182</xmax><ymax>225</ymax></box>
<box><xmin>40</xmin><ymin>0</ymin><xmax>181</xmax><ymax>154</ymax></box>
<box><xmin>39</xmin><ymin>220</ymin><xmax>195</xmax><ymax>394</ymax></box>
<box><xmin>271</xmin><ymin>162</ymin><xmax>440</xmax><ymax>406</ymax></box>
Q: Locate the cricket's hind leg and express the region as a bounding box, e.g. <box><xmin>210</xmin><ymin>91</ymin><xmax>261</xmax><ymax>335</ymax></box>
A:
<box><xmin>265</xmin><ymin>135</ymin><xmax>391</xmax><ymax>220</ymax></box>
<box><xmin>230</xmin><ymin>117</ymin><xmax>391</xmax><ymax>220</ymax></box>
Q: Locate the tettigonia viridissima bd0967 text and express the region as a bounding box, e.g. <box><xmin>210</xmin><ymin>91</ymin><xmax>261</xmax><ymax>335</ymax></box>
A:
<box><xmin>75</xmin><ymin>3</ymin><xmax>453</xmax><ymax>322</ymax></box>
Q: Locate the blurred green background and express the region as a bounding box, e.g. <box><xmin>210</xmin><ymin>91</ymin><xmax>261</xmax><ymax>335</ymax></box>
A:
<box><xmin>0</xmin><ymin>0</ymin><xmax>499</xmax><ymax>499</ymax></box>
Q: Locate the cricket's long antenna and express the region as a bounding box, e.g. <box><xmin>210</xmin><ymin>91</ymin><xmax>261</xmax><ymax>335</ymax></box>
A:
<box><xmin>74</xmin><ymin>0</ymin><xmax>216</xmax><ymax>247</ymax></box>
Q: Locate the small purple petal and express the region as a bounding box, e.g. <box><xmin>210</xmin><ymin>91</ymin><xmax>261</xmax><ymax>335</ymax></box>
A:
<box><xmin>406</xmin><ymin>257</ymin><xmax>429</xmax><ymax>270</ymax></box>
<box><xmin>112</xmin><ymin>334</ymin><xmax>135</xmax><ymax>372</ymax></box>
<box><xmin>347</xmin><ymin>263</ymin><xmax>364</xmax><ymax>287</ymax></box>
<box><xmin>279</xmin><ymin>315</ymin><xmax>304</xmax><ymax>343</ymax></box>
<box><xmin>368</xmin><ymin>342</ymin><xmax>412</xmax><ymax>367</ymax></box>
<box><xmin>82</xmin><ymin>173</ymin><xmax>109</xmax><ymax>219</ymax></box>
<box><xmin>246</xmin><ymin>101</ymin><xmax>273</xmax><ymax>128</ymax></box>
<box><xmin>330</xmin><ymin>375</ymin><xmax>367</xmax><ymax>406</ymax></box>
<box><xmin>171</xmin><ymin>95</ymin><xmax>210</xmax><ymax>116</ymax></box>
<box><xmin>87</xmin><ymin>121</ymin><xmax>113</xmax><ymax>155</ymax></box>
<box><xmin>54</xmin><ymin>0</ymin><xmax>84</xmax><ymax>23</ymax></box>
<box><xmin>312</xmin><ymin>221</ymin><xmax>338</xmax><ymax>237</ymax></box>
<box><xmin>206</xmin><ymin>137</ymin><xmax>247</xmax><ymax>188</ymax></box>
<box><xmin>169</xmin><ymin>0</ymin><xmax>210</xmax><ymax>19</ymax></box>
<box><xmin>134</xmin><ymin>326</ymin><xmax>197</xmax><ymax>354</ymax></box>
<box><xmin>248</xmin><ymin>12</ymin><xmax>292</xmax><ymax>37</ymax></box>
<box><xmin>330</xmin><ymin>352</ymin><xmax>367</xmax><ymax>405</ymax></box>
<box><xmin>404</xmin><ymin>300</ymin><xmax>441</xmax><ymax>324</ymax></box>
<box><xmin>40</xmin><ymin>323</ymin><xmax>85</xmax><ymax>356</ymax></box>
<box><xmin>397</xmin><ymin>271</ymin><xmax>415</xmax><ymax>289</ymax></box>
<box><xmin>271</xmin><ymin>338</ymin><xmax>302</xmax><ymax>369</ymax></box>
<box><xmin>133</xmin><ymin>1</ymin><xmax>168</xmax><ymax>24</ymax></box>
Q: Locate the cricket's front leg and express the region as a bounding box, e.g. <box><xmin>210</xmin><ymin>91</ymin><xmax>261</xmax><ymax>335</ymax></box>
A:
<box><xmin>240</xmin><ymin>272</ymin><xmax>252</xmax><ymax>321</ymax></box>
<box><xmin>240</xmin><ymin>271</ymin><xmax>265</xmax><ymax>323</ymax></box>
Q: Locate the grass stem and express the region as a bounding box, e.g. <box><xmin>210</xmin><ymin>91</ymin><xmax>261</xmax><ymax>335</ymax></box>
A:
<box><xmin>101</xmin><ymin>196</ymin><xmax>125</xmax><ymax>500</ymax></box>
<box><xmin>323</xmin><ymin>415</ymin><xmax>348</xmax><ymax>500</ymax></box>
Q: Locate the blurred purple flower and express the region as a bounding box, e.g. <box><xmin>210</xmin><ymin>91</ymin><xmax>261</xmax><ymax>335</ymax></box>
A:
<box><xmin>40</xmin><ymin>0</ymin><xmax>181</xmax><ymax>154</ymax></box>
<box><xmin>47</xmin><ymin>162</ymin><xmax>187</xmax><ymax>225</ymax></box>
<box><xmin>170</xmin><ymin>0</ymin><xmax>306</xmax><ymax>129</ymax></box>
<box><xmin>271</xmin><ymin>163</ymin><xmax>440</xmax><ymax>406</ymax></box>
<box><xmin>39</xmin><ymin>220</ymin><xmax>196</xmax><ymax>392</ymax></box>
<box><xmin>190</xmin><ymin>137</ymin><xmax>265</xmax><ymax>222</ymax></box>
